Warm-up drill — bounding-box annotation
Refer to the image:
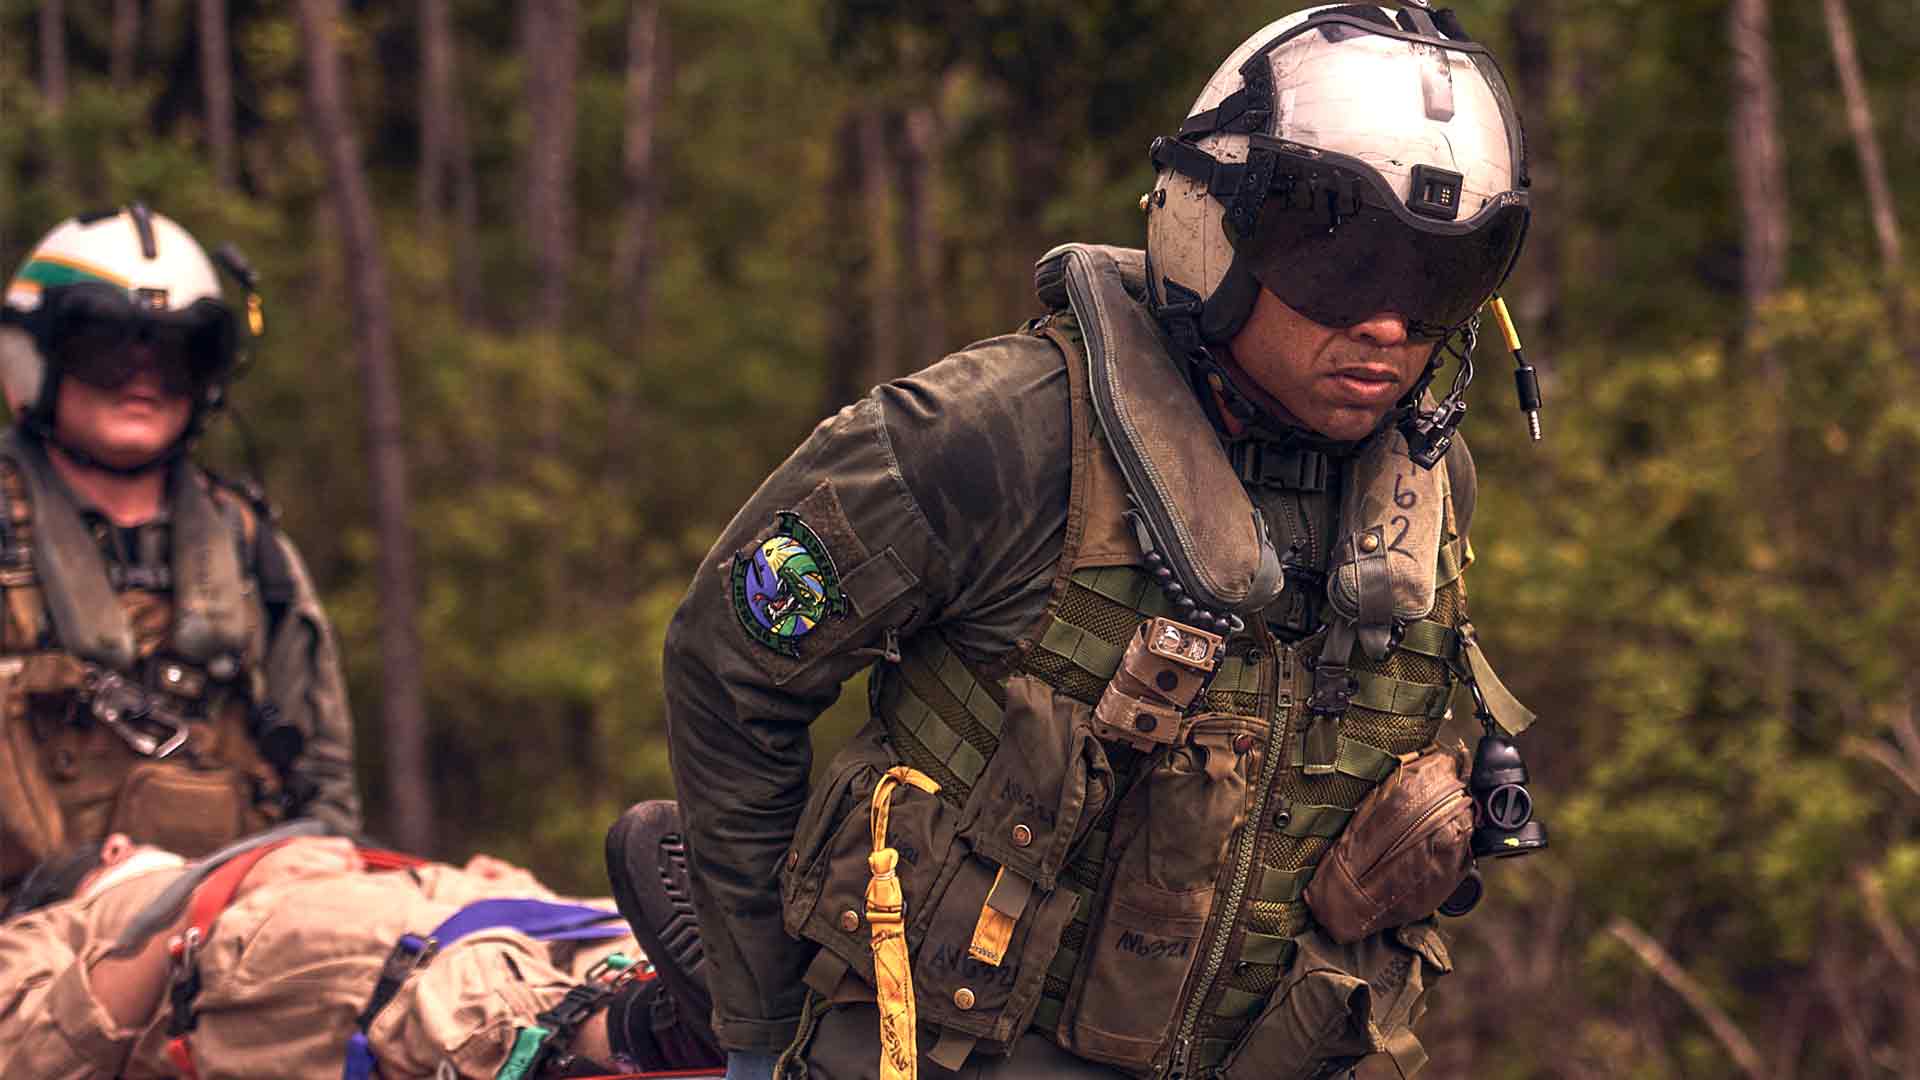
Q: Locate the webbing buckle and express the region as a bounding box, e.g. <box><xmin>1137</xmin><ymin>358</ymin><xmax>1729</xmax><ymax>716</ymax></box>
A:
<box><xmin>384</xmin><ymin>933</ymin><xmax>440</xmax><ymax>981</ymax></box>
<box><xmin>166</xmin><ymin>927</ymin><xmax>204</xmax><ymax>1037</ymax></box>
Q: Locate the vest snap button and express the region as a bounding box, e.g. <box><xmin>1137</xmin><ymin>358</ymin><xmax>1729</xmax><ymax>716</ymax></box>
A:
<box><xmin>1011</xmin><ymin>824</ymin><xmax>1033</xmax><ymax>848</ymax></box>
<box><xmin>1360</xmin><ymin>533</ymin><xmax>1381</xmax><ymax>553</ymax></box>
<box><xmin>1155</xmin><ymin>670</ymin><xmax>1179</xmax><ymax>692</ymax></box>
<box><xmin>1133</xmin><ymin>713</ymin><xmax>1157</xmax><ymax>733</ymax></box>
<box><xmin>1232</xmin><ymin>733</ymin><xmax>1255</xmax><ymax>754</ymax></box>
<box><xmin>1273</xmin><ymin>808</ymin><xmax>1292</xmax><ymax>829</ymax></box>
<box><xmin>840</xmin><ymin>910</ymin><xmax>861</xmax><ymax>932</ymax></box>
<box><xmin>954</xmin><ymin>988</ymin><xmax>976</xmax><ymax>1010</ymax></box>
<box><xmin>1234</xmin><ymin>961</ymin><xmax>1252</xmax><ymax>976</ymax></box>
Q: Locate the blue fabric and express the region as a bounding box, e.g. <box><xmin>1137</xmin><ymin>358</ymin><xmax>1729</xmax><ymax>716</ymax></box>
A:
<box><xmin>428</xmin><ymin>898</ymin><xmax>628</xmax><ymax>946</ymax></box>
<box><xmin>341</xmin><ymin>1032</ymin><xmax>378</xmax><ymax>1080</ymax></box>
<box><xmin>725</xmin><ymin>1051</ymin><xmax>780</xmax><ymax>1080</ymax></box>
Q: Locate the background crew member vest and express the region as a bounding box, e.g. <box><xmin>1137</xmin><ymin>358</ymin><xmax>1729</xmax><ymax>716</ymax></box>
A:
<box><xmin>0</xmin><ymin>437</ymin><xmax>289</xmax><ymax>887</ymax></box>
<box><xmin>782</xmin><ymin>250</ymin><xmax>1480</xmax><ymax>1077</ymax></box>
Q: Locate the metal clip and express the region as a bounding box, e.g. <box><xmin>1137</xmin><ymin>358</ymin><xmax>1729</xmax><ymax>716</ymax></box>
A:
<box><xmin>88</xmin><ymin>670</ymin><xmax>188</xmax><ymax>759</ymax></box>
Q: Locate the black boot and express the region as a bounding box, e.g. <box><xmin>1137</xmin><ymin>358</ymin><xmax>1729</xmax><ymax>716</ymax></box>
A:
<box><xmin>605</xmin><ymin>800</ymin><xmax>719</xmax><ymax>1063</ymax></box>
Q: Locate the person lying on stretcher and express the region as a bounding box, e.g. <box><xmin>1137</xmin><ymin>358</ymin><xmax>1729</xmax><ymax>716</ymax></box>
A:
<box><xmin>0</xmin><ymin>810</ymin><xmax>721</xmax><ymax>1079</ymax></box>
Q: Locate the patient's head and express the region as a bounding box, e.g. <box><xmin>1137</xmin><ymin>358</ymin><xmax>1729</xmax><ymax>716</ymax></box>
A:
<box><xmin>2</xmin><ymin>833</ymin><xmax>185</xmax><ymax>920</ymax></box>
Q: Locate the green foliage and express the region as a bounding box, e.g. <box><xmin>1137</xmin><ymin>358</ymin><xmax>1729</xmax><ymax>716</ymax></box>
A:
<box><xmin>4</xmin><ymin>0</ymin><xmax>1920</xmax><ymax>1073</ymax></box>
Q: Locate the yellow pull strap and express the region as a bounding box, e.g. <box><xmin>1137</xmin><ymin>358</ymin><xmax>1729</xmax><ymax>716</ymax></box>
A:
<box><xmin>967</xmin><ymin>865</ymin><xmax>1034</xmax><ymax>965</ymax></box>
<box><xmin>867</xmin><ymin>766</ymin><xmax>940</xmax><ymax>1080</ymax></box>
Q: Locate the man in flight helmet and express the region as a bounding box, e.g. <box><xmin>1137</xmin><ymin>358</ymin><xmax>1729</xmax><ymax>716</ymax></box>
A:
<box><xmin>0</xmin><ymin>205</ymin><xmax>361</xmax><ymax>905</ymax></box>
<box><xmin>654</xmin><ymin>5</ymin><xmax>1545</xmax><ymax>1077</ymax></box>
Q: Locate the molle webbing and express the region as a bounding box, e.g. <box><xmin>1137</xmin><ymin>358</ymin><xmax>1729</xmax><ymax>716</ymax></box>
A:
<box><xmin>1197</xmin><ymin>576</ymin><xmax>1468</xmax><ymax>1061</ymax></box>
<box><xmin>1020</xmin><ymin>566</ymin><xmax>1278</xmax><ymax>1040</ymax></box>
<box><xmin>876</xmin><ymin>556</ymin><xmax>1468</xmax><ymax>1061</ymax></box>
<box><xmin>874</xmin><ymin>636</ymin><xmax>1005</xmax><ymax>805</ymax></box>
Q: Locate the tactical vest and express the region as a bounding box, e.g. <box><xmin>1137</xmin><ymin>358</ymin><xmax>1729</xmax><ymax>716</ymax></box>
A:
<box><xmin>780</xmin><ymin>247</ymin><xmax>1527</xmax><ymax>1078</ymax></box>
<box><xmin>0</xmin><ymin>431</ymin><xmax>285</xmax><ymax>886</ymax></box>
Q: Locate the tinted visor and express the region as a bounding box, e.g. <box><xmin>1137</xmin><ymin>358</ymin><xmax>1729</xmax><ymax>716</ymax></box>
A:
<box><xmin>44</xmin><ymin>284</ymin><xmax>235</xmax><ymax>397</ymax></box>
<box><xmin>1233</xmin><ymin>140</ymin><xmax>1529</xmax><ymax>335</ymax></box>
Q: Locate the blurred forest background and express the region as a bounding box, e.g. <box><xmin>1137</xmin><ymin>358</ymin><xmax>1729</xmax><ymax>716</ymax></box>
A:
<box><xmin>1</xmin><ymin>0</ymin><xmax>1917</xmax><ymax>1075</ymax></box>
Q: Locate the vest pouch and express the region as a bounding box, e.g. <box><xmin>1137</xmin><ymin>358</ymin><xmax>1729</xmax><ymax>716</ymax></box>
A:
<box><xmin>1066</xmin><ymin>714</ymin><xmax>1259</xmax><ymax>1068</ymax></box>
<box><xmin>1219</xmin><ymin>919</ymin><xmax>1453</xmax><ymax>1080</ymax></box>
<box><xmin>108</xmin><ymin>760</ymin><xmax>254</xmax><ymax>857</ymax></box>
<box><xmin>888</xmin><ymin>674</ymin><xmax>1110</xmax><ymax>1049</ymax></box>
<box><xmin>782</xmin><ymin>728</ymin><xmax>892</xmax><ymax>927</ymax></box>
<box><xmin>785</xmin><ymin>738</ymin><xmax>957</xmax><ymax>990</ymax></box>
<box><xmin>1304</xmin><ymin>745</ymin><xmax>1474</xmax><ymax>945</ymax></box>
<box><xmin>0</xmin><ymin>658</ymin><xmax>66</xmax><ymax>881</ymax></box>
<box><xmin>907</xmin><ymin>847</ymin><xmax>1082</xmax><ymax>1048</ymax></box>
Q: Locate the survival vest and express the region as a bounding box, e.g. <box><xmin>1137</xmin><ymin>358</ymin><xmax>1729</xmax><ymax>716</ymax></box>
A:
<box><xmin>779</xmin><ymin>246</ymin><xmax>1532</xmax><ymax>1078</ymax></box>
<box><xmin>0</xmin><ymin>429</ymin><xmax>293</xmax><ymax>886</ymax></box>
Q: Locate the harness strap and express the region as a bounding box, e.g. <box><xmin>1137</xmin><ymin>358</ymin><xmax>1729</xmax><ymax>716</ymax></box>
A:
<box><xmin>164</xmin><ymin>838</ymin><xmax>302</xmax><ymax>1079</ymax></box>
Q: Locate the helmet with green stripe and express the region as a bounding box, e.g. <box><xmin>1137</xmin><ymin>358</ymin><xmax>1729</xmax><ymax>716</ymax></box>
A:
<box><xmin>0</xmin><ymin>204</ymin><xmax>261</xmax><ymax>465</ymax></box>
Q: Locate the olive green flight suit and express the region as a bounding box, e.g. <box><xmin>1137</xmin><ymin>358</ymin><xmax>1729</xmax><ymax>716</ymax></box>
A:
<box><xmin>664</xmin><ymin>250</ymin><xmax>1480</xmax><ymax>1077</ymax></box>
<box><xmin>0</xmin><ymin>433</ymin><xmax>360</xmax><ymax>892</ymax></box>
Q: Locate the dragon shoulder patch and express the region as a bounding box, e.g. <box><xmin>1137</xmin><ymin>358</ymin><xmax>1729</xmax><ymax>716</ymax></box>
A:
<box><xmin>731</xmin><ymin>512</ymin><xmax>848</xmax><ymax>656</ymax></box>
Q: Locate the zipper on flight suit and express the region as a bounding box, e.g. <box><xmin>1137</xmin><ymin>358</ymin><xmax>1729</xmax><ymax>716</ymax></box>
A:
<box><xmin>1165</xmin><ymin>633</ymin><xmax>1294</xmax><ymax>1077</ymax></box>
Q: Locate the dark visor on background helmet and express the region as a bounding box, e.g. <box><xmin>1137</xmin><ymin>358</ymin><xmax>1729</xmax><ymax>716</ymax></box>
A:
<box><xmin>40</xmin><ymin>284</ymin><xmax>236</xmax><ymax>397</ymax></box>
<box><xmin>1232</xmin><ymin>139</ymin><xmax>1529</xmax><ymax>335</ymax></box>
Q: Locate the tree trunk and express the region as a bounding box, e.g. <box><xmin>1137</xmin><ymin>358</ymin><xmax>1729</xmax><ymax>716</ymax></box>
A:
<box><xmin>296</xmin><ymin>0</ymin><xmax>436</xmax><ymax>855</ymax></box>
<box><xmin>1820</xmin><ymin>0</ymin><xmax>1908</xmax><ymax>344</ymax></box>
<box><xmin>418</xmin><ymin>0</ymin><xmax>453</xmax><ymax>231</ymax></box>
<box><xmin>857</xmin><ymin>107</ymin><xmax>899</xmax><ymax>390</ymax></box>
<box><xmin>1728</xmin><ymin>0</ymin><xmax>1795</xmax><ymax>721</ymax></box>
<box><xmin>894</xmin><ymin>103</ymin><xmax>946</xmax><ymax>370</ymax></box>
<box><xmin>611</xmin><ymin>0</ymin><xmax>664</xmax><ymax>339</ymax></box>
<box><xmin>111</xmin><ymin>0</ymin><xmax>140</xmax><ymax>91</ymax></box>
<box><xmin>39</xmin><ymin>0</ymin><xmax>66</xmax><ymax>112</ymax></box>
<box><xmin>822</xmin><ymin>112</ymin><xmax>869</xmax><ymax>413</ymax></box>
<box><xmin>198</xmin><ymin>0</ymin><xmax>236</xmax><ymax>189</ymax></box>
<box><xmin>521</xmin><ymin>0</ymin><xmax>580</xmax><ymax>333</ymax></box>
<box><xmin>418</xmin><ymin>0</ymin><xmax>481</xmax><ymax>322</ymax></box>
<box><xmin>1729</xmin><ymin>0</ymin><xmax>1790</xmax><ymax>326</ymax></box>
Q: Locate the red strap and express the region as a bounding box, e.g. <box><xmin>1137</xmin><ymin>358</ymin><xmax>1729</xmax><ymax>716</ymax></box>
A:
<box><xmin>356</xmin><ymin>847</ymin><xmax>429</xmax><ymax>872</ymax></box>
<box><xmin>165</xmin><ymin>839</ymin><xmax>300</xmax><ymax>1078</ymax></box>
<box><xmin>183</xmin><ymin>839</ymin><xmax>297</xmax><ymax>941</ymax></box>
<box><xmin>165</xmin><ymin>1034</ymin><xmax>200</xmax><ymax>1080</ymax></box>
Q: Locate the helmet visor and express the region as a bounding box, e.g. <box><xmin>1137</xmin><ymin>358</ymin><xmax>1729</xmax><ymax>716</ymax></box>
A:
<box><xmin>1233</xmin><ymin>139</ymin><xmax>1529</xmax><ymax>335</ymax></box>
<box><xmin>45</xmin><ymin>285</ymin><xmax>235</xmax><ymax>398</ymax></box>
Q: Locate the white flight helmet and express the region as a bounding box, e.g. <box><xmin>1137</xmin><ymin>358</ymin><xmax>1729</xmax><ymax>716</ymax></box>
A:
<box><xmin>0</xmin><ymin>204</ymin><xmax>261</xmax><ymax>467</ymax></box>
<box><xmin>1144</xmin><ymin>2</ymin><xmax>1530</xmax><ymax>459</ymax></box>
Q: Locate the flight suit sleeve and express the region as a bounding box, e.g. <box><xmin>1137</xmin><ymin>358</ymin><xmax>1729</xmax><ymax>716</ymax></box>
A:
<box><xmin>663</xmin><ymin>334</ymin><xmax>1074</xmax><ymax>1054</ymax></box>
<box><xmin>664</xmin><ymin>393</ymin><xmax>952</xmax><ymax>1053</ymax></box>
<box><xmin>0</xmin><ymin>896</ymin><xmax>160</xmax><ymax>1079</ymax></box>
<box><xmin>260</xmin><ymin>528</ymin><xmax>363</xmax><ymax>834</ymax></box>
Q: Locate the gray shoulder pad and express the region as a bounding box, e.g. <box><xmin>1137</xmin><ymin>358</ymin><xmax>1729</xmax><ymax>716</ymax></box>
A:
<box><xmin>1036</xmin><ymin>243</ymin><xmax>1284</xmax><ymax>621</ymax></box>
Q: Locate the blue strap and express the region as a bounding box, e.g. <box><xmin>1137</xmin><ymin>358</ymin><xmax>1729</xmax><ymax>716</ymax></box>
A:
<box><xmin>340</xmin><ymin>900</ymin><xmax>628</xmax><ymax>1079</ymax></box>
<box><xmin>428</xmin><ymin>898</ymin><xmax>628</xmax><ymax>946</ymax></box>
<box><xmin>341</xmin><ymin>1033</ymin><xmax>379</xmax><ymax>1080</ymax></box>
